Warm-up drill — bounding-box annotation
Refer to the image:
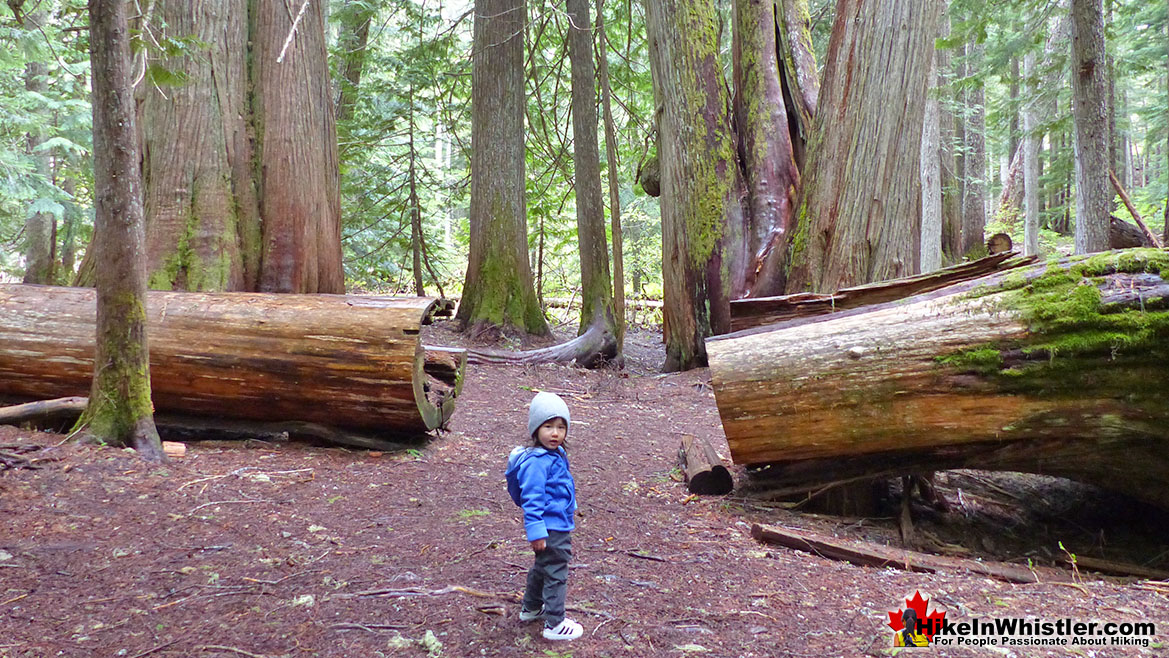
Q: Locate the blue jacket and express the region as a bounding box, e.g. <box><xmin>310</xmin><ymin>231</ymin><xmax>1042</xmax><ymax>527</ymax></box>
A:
<box><xmin>506</xmin><ymin>446</ymin><xmax>577</xmax><ymax>541</ymax></box>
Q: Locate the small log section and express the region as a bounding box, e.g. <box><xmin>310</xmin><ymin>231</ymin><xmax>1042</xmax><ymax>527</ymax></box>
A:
<box><xmin>709</xmin><ymin>249</ymin><xmax>1169</xmax><ymax>509</ymax></box>
<box><xmin>678</xmin><ymin>434</ymin><xmax>733</xmax><ymax>495</ymax></box>
<box><xmin>0</xmin><ymin>285</ymin><xmax>466</xmax><ymax>437</ymax></box>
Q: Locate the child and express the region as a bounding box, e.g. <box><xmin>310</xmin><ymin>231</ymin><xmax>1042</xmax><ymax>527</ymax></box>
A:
<box><xmin>505</xmin><ymin>391</ymin><xmax>583</xmax><ymax>641</ymax></box>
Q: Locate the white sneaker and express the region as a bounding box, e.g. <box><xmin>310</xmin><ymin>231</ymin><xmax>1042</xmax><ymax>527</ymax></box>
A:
<box><xmin>542</xmin><ymin>618</ymin><xmax>583</xmax><ymax>641</ymax></box>
<box><xmin>519</xmin><ymin>605</ymin><xmax>543</xmax><ymax>622</ymax></box>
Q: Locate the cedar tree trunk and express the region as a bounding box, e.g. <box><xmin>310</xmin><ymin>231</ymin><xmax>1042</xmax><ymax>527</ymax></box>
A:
<box><xmin>785</xmin><ymin>0</ymin><xmax>939</xmax><ymax>293</ymax></box>
<box><xmin>457</xmin><ymin>0</ymin><xmax>549</xmax><ymax>337</ymax></box>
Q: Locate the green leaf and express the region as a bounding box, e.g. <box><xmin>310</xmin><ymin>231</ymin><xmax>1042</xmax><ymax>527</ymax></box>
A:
<box><xmin>27</xmin><ymin>198</ymin><xmax>65</xmax><ymax>221</ymax></box>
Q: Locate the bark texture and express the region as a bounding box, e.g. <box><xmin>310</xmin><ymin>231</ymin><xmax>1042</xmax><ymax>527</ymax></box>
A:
<box><xmin>0</xmin><ymin>286</ymin><xmax>463</xmax><ymax>435</ymax></box>
<box><xmin>645</xmin><ymin>0</ymin><xmax>744</xmax><ymax>370</ymax></box>
<box><xmin>1070</xmin><ymin>0</ymin><xmax>1111</xmax><ymax>253</ymax></box>
<box><xmin>457</xmin><ymin>0</ymin><xmax>549</xmax><ymax>337</ymax></box>
<box><xmin>567</xmin><ymin>0</ymin><xmax>618</xmax><ymax>341</ymax></box>
<box><xmin>785</xmin><ymin>0</ymin><xmax>939</xmax><ymax>293</ymax></box>
<box><xmin>709</xmin><ymin>249</ymin><xmax>1169</xmax><ymax>509</ymax></box>
<box><xmin>733</xmin><ymin>0</ymin><xmax>799</xmax><ymax>297</ymax></box>
<box><xmin>920</xmin><ymin>49</ymin><xmax>942</xmax><ymax>273</ymax></box>
<box><xmin>82</xmin><ymin>0</ymin><xmax>163</xmax><ymax>460</ymax></box>
<box><xmin>961</xmin><ymin>40</ymin><xmax>988</xmax><ymax>256</ymax></box>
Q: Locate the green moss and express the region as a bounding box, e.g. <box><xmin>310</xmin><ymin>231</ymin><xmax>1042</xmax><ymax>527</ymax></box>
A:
<box><xmin>936</xmin><ymin>345</ymin><xmax>1003</xmax><ymax>374</ymax></box>
<box><xmin>939</xmin><ymin>249</ymin><xmax>1169</xmax><ymax>389</ymax></box>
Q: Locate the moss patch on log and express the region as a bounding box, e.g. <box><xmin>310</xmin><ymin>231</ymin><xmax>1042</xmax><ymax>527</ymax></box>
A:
<box><xmin>942</xmin><ymin>249</ymin><xmax>1169</xmax><ymax>389</ymax></box>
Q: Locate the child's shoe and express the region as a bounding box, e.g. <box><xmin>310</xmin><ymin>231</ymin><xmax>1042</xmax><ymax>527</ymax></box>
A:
<box><xmin>542</xmin><ymin>618</ymin><xmax>583</xmax><ymax>641</ymax></box>
<box><xmin>519</xmin><ymin>605</ymin><xmax>544</xmax><ymax>622</ymax></box>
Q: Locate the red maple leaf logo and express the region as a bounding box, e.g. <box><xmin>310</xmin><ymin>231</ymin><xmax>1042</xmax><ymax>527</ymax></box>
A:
<box><xmin>887</xmin><ymin>590</ymin><xmax>947</xmax><ymax>641</ymax></box>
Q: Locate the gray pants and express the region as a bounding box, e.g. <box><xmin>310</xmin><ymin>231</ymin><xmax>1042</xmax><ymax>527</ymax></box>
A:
<box><xmin>522</xmin><ymin>530</ymin><xmax>571</xmax><ymax>626</ymax></box>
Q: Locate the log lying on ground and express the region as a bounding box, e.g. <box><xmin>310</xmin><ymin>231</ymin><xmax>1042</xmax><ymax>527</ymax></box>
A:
<box><xmin>678</xmin><ymin>434</ymin><xmax>733</xmax><ymax>495</ymax></box>
<box><xmin>467</xmin><ymin>321</ymin><xmax>618</xmax><ymax>368</ymax></box>
<box><xmin>751</xmin><ymin>523</ymin><xmax>1070</xmax><ymax>584</ymax></box>
<box><xmin>729</xmin><ymin>252</ymin><xmax>1038</xmax><ymax>332</ymax></box>
<box><xmin>0</xmin><ymin>285</ymin><xmax>466</xmax><ymax>439</ymax></box>
<box><xmin>709</xmin><ymin>249</ymin><xmax>1169</xmax><ymax>509</ymax></box>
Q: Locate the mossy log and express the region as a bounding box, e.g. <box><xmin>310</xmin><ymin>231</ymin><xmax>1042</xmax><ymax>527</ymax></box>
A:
<box><xmin>0</xmin><ymin>285</ymin><xmax>465</xmax><ymax>438</ymax></box>
<box><xmin>708</xmin><ymin>249</ymin><xmax>1169</xmax><ymax>509</ymax></box>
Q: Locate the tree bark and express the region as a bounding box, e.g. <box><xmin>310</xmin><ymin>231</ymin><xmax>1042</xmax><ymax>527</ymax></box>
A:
<box><xmin>567</xmin><ymin>0</ymin><xmax>618</xmax><ymax>343</ymax></box>
<box><xmin>0</xmin><ymin>285</ymin><xmax>464</xmax><ymax>435</ymax></box>
<box><xmin>784</xmin><ymin>0</ymin><xmax>939</xmax><ymax>293</ymax></box>
<box><xmin>937</xmin><ymin>1</ymin><xmax>961</xmax><ymax>261</ymax></box>
<box><xmin>458</xmin><ymin>0</ymin><xmax>549</xmax><ymax>337</ymax></box>
<box><xmin>1070</xmin><ymin>0</ymin><xmax>1111</xmax><ymax>254</ymax></box>
<box><xmin>961</xmin><ymin>40</ymin><xmax>987</xmax><ymax>257</ymax></box>
<box><xmin>21</xmin><ymin>9</ymin><xmax>55</xmax><ymax>285</ymax></box>
<box><xmin>776</xmin><ymin>0</ymin><xmax>818</xmax><ymax>170</ymax></box>
<box><xmin>678</xmin><ymin>434</ymin><xmax>733</xmax><ymax>495</ymax></box>
<box><xmin>733</xmin><ymin>0</ymin><xmax>799</xmax><ymax>297</ymax></box>
<box><xmin>597</xmin><ymin>0</ymin><xmax>626</xmax><ymax>348</ymax></box>
<box><xmin>334</xmin><ymin>0</ymin><xmax>375</xmax><ymax>123</ymax></box>
<box><xmin>920</xmin><ymin>48</ymin><xmax>942</xmax><ymax>273</ymax></box>
<box><xmin>645</xmin><ymin>0</ymin><xmax>744</xmax><ymax>370</ymax></box>
<box><xmin>82</xmin><ymin>0</ymin><xmax>164</xmax><ymax>460</ymax></box>
<box><xmin>708</xmin><ymin>249</ymin><xmax>1169</xmax><ymax>509</ymax></box>
<box><xmin>1023</xmin><ymin>53</ymin><xmax>1040</xmax><ymax>256</ymax></box>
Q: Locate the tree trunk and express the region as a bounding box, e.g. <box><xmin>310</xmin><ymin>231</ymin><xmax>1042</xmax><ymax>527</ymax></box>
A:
<box><xmin>409</xmin><ymin>97</ymin><xmax>426</xmax><ymax>297</ymax></box>
<box><xmin>0</xmin><ymin>285</ymin><xmax>464</xmax><ymax>435</ymax></box>
<box><xmin>458</xmin><ymin>0</ymin><xmax>549</xmax><ymax>337</ymax></box>
<box><xmin>60</xmin><ymin>173</ymin><xmax>78</xmax><ymax>279</ymax></box>
<box><xmin>645</xmin><ymin>0</ymin><xmax>744</xmax><ymax>370</ymax></box>
<box><xmin>961</xmin><ymin>40</ymin><xmax>987</xmax><ymax>257</ymax></box>
<box><xmin>1023</xmin><ymin>53</ymin><xmax>1040</xmax><ymax>256</ymax></box>
<box><xmin>937</xmin><ymin>1</ymin><xmax>961</xmax><ymax>261</ymax></box>
<box><xmin>76</xmin><ymin>0</ymin><xmax>343</xmax><ymax>294</ymax></box>
<box><xmin>708</xmin><ymin>249</ymin><xmax>1169</xmax><ymax>509</ymax></box>
<box><xmin>784</xmin><ymin>0</ymin><xmax>939</xmax><ymax>293</ymax></box>
<box><xmin>775</xmin><ymin>0</ymin><xmax>819</xmax><ymax>170</ymax></box>
<box><xmin>334</xmin><ymin>0</ymin><xmax>375</xmax><ymax>123</ymax></box>
<box><xmin>597</xmin><ymin>0</ymin><xmax>626</xmax><ymax>348</ymax></box>
<box><xmin>82</xmin><ymin>0</ymin><xmax>164</xmax><ymax>460</ymax></box>
<box><xmin>21</xmin><ymin>9</ymin><xmax>55</xmax><ymax>285</ymax></box>
<box><xmin>733</xmin><ymin>0</ymin><xmax>800</xmax><ymax>297</ymax></box>
<box><xmin>567</xmin><ymin>0</ymin><xmax>618</xmax><ymax>343</ymax></box>
<box><xmin>1070</xmin><ymin>0</ymin><xmax>1111</xmax><ymax>254</ymax></box>
<box><xmin>920</xmin><ymin>48</ymin><xmax>942</xmax><ymax>273</ymax></box>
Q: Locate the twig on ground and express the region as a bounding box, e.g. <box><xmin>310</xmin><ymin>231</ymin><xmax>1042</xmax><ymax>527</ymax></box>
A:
<box><xmin>330</xmin><ymin>622</ymin><xmax>408</xmax><ymax>633</ymax></box>
<box><xmin>128</xmin><ymin>639</ymin><xmax>180</xmax><ymax>658</ymax></box>
<box><xmin>623</xmin><ymin>550</ymin><xmax>668</xmax><ymax>563</ymax></box>
<box><xmin>242</xmin><ymin>569</ymin><xmax>323</xmax><ymax>586</ymax></box>
<box><xmin>197</xmin><ymin>646</ymin><xmax>267</xmax><ymax>658</ymax></box>
<box><xmin>187</xmin><ymin>499</ymin><xmax>272</xmax><ymax>514</ymax></box>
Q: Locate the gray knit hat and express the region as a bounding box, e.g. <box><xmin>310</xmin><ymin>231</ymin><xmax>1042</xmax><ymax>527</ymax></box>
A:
<box><xmin>528</xmin><ymin>391</ymin><xmax>571</xmax><ymax>438</ymax></box>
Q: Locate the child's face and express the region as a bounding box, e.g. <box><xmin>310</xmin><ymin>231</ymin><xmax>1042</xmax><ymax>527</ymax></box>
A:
<box><xmin>535</xmin><ymin>417</ymin><xmax>568</xmax><ymax>451</ymax></box>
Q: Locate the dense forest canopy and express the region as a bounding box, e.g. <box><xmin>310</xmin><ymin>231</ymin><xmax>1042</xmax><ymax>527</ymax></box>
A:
<box><xmin>0</xmin><ymin>0</ymin><xmax>1166</xmax><ymax>328</ymax></box>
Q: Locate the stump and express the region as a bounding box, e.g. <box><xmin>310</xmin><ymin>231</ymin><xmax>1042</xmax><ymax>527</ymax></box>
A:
<box><xmin>678</xmin><ymin>434</ymin><xmax>733</xmax><ymax>495</ymax></box>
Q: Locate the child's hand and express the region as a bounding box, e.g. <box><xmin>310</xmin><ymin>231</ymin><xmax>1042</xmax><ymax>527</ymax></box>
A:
<box><xmin>531</xmin><ymin>538</ymin><xmax>546</xmax><ymax>553</ymax></box>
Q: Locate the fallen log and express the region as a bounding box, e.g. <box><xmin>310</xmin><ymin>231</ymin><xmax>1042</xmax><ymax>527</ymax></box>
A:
<box><xmin>750</xmin><ymin>523</ymin><xmax>1069</xmax><ymax>584</ymax></box>
<box><xmin>709</xmin><ymin>249</ymin><xmax>1169</xmax><ymax>509</ymax></box>
<box><xmin>728</xmin><ymin>252</ymin><xmax>1037</xmax><ymax>332</ymax></box>
<box><xmin>0</xmin><ymin>396</ymin><xmax>87</xmax><ymax>426</ymax></box>
<box><xmin>1110</xmin><ymin>169</ymin><xmax>1162</xmax><ymax>248</ymax></box>
<box><xmin>678</xmin><ymin>434</ymin><xmax>733</xmax><ymax>495</ymax></box>
<box><xmin>0</xmin><ymin>285</ymin><xmax>466</xmax><ymax>439</ymax></box>
<box><xmin>466</xmin><ymin>321</ymin><xmax>618</xmax><ymax>368</ymax></box>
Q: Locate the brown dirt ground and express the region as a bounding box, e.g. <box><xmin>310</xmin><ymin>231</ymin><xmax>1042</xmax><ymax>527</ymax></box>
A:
<box><xmin>1</xmin><ymin>322</ymin><xmax>1167</xmax><ymax>658</ymax></box>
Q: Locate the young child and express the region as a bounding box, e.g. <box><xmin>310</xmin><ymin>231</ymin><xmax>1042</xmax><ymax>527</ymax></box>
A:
<box><xmin>505</xmin><ymin>391</ymin><xmax>583</xmax><ymax>641</ymax></box>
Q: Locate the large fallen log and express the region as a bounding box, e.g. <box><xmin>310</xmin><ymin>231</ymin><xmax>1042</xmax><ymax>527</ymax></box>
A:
<box><xmin>708</xmin><ymin>249</ymin><xmax>1169</xmax><ymax>509</ymax></box>
<box><xmin>0</xmin><ymin>285</ymin><xmax>465</xmax><ymax>438</ymax></box>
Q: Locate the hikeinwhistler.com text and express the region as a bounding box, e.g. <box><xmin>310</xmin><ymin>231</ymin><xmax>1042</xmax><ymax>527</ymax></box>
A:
<box><xmin>921</xmin><ymin>617</ymin><xmax>1158</xmax><ymax>648</ymax></box>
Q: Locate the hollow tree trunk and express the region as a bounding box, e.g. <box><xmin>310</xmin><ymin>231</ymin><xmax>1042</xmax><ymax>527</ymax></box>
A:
<box><xmin>784</xmin><ymin>0</ymin><xmax>939</xmax><ymax>293</ymax></box>
<box><xmin>0</xmin><ymin>285</ymin><xmax>463</xmax><ymax>436</ymax></box>
<box><xmin>708</xmin><ymin>248</ymin><xmax>1169</xmax><ymax>509</ymax></box>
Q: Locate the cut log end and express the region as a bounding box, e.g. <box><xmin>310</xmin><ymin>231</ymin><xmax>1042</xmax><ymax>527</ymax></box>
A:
<box><xmin>679</xmin><ymin>434</ymin><xmax>733</xmax><ymax>495</ymax></box>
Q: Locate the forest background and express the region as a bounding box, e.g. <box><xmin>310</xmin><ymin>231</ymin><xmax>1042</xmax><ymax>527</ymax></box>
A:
<box><xmin>1</xmin><ymin>0</ymin><xmax>1166</xmax><ymax>358</ymax></box>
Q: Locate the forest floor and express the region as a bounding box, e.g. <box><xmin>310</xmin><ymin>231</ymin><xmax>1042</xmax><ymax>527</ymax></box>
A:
<box><xmin>2</xmin><ymin>321</ymin><xmax>1169</xmax><ymax>658</ymax></box>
